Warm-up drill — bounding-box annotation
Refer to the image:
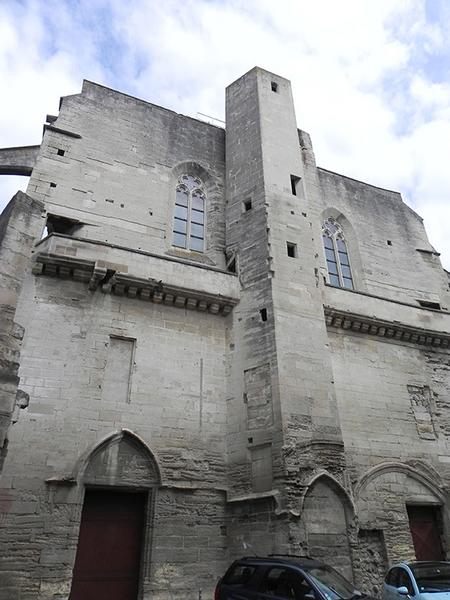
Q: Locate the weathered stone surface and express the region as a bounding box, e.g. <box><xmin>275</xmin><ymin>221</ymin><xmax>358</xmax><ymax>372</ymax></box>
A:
<box><xmin>0</xmin><ymin>67</ymin><xmax>449</xmax><ymax>599</ymax></box>
<box><xmin>0</xmin><ymin>145</ymin><xmax>40</xmax><ymax>176</ymax></box>
<box><xmin>0</xmin><ymin>191</ymin><xmax>45</xmax><ymax>453</ymax></box>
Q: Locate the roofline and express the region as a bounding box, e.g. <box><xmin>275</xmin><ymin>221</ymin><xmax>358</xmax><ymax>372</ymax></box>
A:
<box><xmin>317</xmin><ymin>166</ymin><xmax>427</xmax><ymax>222</ymax></box>
<box><xmin>317</xmin><ymin>166</ymin><xmax>402</xmax><ymax>196</ymax></box>
<box><xmin>226</xmin><ymin>65</ymin><xmax>291</xmax><ymax>90</ymax></box>
<box><xmin>0</xmin><ymin>144</ymin><xmax>41</xmax><ymax>152</ymax></box>
<box><xmin>65</xmin><ymin>80</ymin><xmax>225</xmax><ymax>132</ymax></box>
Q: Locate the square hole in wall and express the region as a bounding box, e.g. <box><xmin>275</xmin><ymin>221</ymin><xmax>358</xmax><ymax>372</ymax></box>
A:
<box><xmin>260</xmin><ymin>308</ymin><xmax>268</xmax><ymax>322</ymax></box>
<box><xmin>286</xmin><ymin>242</ymin><xmax>297</xmax><ymax>258</ymax></box>
<box><xmin>271</xmin><ymin>81</ymin><xmax>278</xmax><ymax>92</ymax></box>
<box><xmin>50</xmin><ymin>182</ymin><xmax>57</xmax><ymax>188</ymax></box>
<box><xmin>57</xmin><ymin>149</ymin><xmax>65</xmax><ymax>156</ymax></box>
<box><xmin>243</xmin><ymin>198</ymin><xmax>252</xmax><ymax>212</ymax></box>
<box><xmin>387</xmin><ymin>240</ymin><xmax>392</xmax><ymax>245</ymax></box>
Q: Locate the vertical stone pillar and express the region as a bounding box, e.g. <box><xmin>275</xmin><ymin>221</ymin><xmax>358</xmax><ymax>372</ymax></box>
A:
<box><xmin>0</xmin><ymin>191</ymin><xmax>45</xmax><ymax>471</ymax></box>
<box><xmin>225</xmin><ymin>69</ymin><xmax>282</xmax><ymax>503</ymax></box>
<box><xmin>225</xmin><ymin>67</ymin><xmax>345</xmax><ymax>517</ymax></box>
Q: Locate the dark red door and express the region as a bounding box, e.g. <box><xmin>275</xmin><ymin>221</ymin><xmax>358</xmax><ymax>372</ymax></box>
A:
<box><xmin>70</xmin><ymin>489</ymin><xmax>147</xmax><ymax>600</ymax></box>
<box><xmin>407</xmin><ymin>505</ymin><xmax>444</xmax><ymax>561</ymax></box>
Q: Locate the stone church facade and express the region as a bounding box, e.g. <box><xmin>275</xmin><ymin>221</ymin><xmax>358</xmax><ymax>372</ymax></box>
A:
<box><xmin>0</xmin><ymin>67</ymin><xmax>449</xmax><ymax>599</ymax></box>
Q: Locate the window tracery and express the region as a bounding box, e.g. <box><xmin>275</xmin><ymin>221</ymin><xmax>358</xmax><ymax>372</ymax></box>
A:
<box><xmin>322</xmin><ymin>218</ymin><xmax>353</xmax><ymax>289</ymax></box>
<box><xmin>173</xmin><ymin>174</ymin><xmax>205</xmax><ymax>252</ymax></box>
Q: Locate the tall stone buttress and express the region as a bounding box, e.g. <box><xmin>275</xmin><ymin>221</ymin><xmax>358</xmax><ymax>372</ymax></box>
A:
<box><xmin>225</xmin><ymin>68</ymin><xmax>348</xmax><ymax>567</ymax></box>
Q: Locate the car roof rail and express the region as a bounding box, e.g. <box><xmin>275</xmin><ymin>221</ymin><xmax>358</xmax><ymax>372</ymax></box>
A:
<box><xmin>268</xmin><ymin>553</ymin><xmax>314</xmax><ymax>560</ymax></box>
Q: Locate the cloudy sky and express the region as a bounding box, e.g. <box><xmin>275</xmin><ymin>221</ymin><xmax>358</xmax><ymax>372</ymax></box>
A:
<box><xmin>1</xmin><ymin>0</ymin><xmax>450</xmax><ymax>269</ymax></box>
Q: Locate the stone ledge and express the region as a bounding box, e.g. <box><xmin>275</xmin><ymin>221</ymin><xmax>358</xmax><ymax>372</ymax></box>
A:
<box><xmin>226</xmin><ymin>489</ymin><xmax>280</xmax><ymax>504</ymax></box>
<box><xmin>324</xmin><ymin>305</ymin><xmax>450</xmax><ymax>347</ymax></box>
<box><xmin>43</xmin><ymin>124</ymin><xmax>82</xmax><ymax>139</ymax></box>
<box><xmin>32</xmin><ymin>247</ymin><xmax>239</xmax><ymax>317</ymax></box>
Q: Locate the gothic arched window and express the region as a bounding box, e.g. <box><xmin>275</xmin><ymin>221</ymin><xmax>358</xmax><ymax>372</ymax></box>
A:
<box><xmin>322</xmin><ymin>218</ymin><xmax>353</xmax><ymax>289</ymax></box>
<box><xmin>173</xmin><ymin>174</ymin><xmax>205</xmax><ymax>252</ymax></box>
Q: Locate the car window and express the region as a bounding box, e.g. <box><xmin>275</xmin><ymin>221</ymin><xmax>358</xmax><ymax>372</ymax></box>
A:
<box><xmin>305</xmin><ymin>565</ymin><xmax>357</xmax><ymax>600</ymax></box>
<box><xmin>222</xmin><ymin>563</ymin><xmax>257</xmax><ymax>586</ymax></box>
<box><xmin>386</xmin><ymin>568</ymin><xmax>401</xmax><ymax>587</ymax></box>
<box><xmin>411</xmin><ymin>563</ymin><xmax>450</xmax><ymax>593</ymax></box>
<box><xmin>260</xmin><ymin>567</ymin><xmax>316</xmax><ymax>600</ymax></box>
<box><xmin>398</xmin><ymin>570</ymin><xmax>414</xmax><ymax>595</ymax></box>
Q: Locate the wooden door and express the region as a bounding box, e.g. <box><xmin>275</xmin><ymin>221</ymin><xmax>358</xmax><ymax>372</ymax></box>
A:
<box><xmin>407</xmin><ymin>505</ymin><xmax>444</xmax><ymax>561</ymax></box>
<box><xmin>70</xmin><ymin>489</ymin><xmax>147</xmax><ymax>600</ymax></box>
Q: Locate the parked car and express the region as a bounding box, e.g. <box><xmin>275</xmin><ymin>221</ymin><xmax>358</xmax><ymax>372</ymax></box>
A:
<box><xmin>383</xmin><ymin>561</ymin><xmax>450</xmax><ymax>600</ymax></box>
<box><xmin>215</xmin><ymin>555</ymin><xmax>373</xmax><ymax>600</ymax></box>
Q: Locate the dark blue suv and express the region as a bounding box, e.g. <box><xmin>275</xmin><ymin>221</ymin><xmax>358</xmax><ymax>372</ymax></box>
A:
<box><xmin>215</xmin><ymin>555</ymin><xmax>373</xmax><ymax>600</ymax></box>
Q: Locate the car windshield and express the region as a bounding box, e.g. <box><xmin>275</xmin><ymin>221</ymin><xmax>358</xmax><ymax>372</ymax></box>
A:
<box><xmin>304</xmin><ymin>565</ymin><xmax>361</xmax><ymax>600</ymax></box>
<box><xmin>411</xmin><ymin>563</ymin><xmax>450</xmax><ymax>593</ymax></box>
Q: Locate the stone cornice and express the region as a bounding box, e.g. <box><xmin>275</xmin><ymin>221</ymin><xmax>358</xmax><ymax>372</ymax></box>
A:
<box><xmin>324</xmin><ymin>305</ymin><xmax>450</xmax><ymax>348</ymax></box>
<box><xmin>32</xmin><ymin>251</ymin><xmax>238</xmax><ymax>316</ymax></box>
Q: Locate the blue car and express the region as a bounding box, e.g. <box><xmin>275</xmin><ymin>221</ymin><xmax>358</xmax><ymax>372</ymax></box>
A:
<box><xmin>383</xmin><ymin>562</ymin><xmax>450</xmax><ymax>600</ymax></box>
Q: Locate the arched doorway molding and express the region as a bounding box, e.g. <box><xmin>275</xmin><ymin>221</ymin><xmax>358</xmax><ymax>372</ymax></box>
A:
<box><xmin>354</xmin><ymin>461</ymin><xmax>445</xmax><ymax>504</ymax></box>
<box><xmin>71</xmin><ymin>428</ymin><xmax>162</xmax><ymax>486</ymax></box>
<box><xmin>300</xmin><ymin>470</ymin><xmax>356</xmax><ymax>516</ymax></box>
<box><xmin>70</xmin><ymin>429</ymin><xmax>161</xmax><ymax>595</ymax></box>
<box><xmin>354</xmin><ymin>461</ymin><xmax>447</xmax><ymax>567</ymax></box>
<box><xmin>301</xmin><ymin>471</ymin><xmax>355</xmax><ymax>580</ymax></box>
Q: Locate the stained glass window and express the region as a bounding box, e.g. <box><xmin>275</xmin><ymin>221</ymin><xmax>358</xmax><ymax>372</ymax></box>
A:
<box><xmin>322</xmin><ymin>218</ymin><xmax>353</xmax><ymax>289</ymax></box>
<box><xmin>173</xmin><ymin>175</ymin><xmax>205</xmax><ymax>252</ymax></box>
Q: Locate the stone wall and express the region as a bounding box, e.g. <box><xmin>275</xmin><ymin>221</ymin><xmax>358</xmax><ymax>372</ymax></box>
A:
<box><xmin>0</xmin><ymin>67</ymin><xmax>449</xmax><ymax>599</ymax></box>
<box><xmin>0</xmin><ymin>267</ymin><xmax>232</xmax><ymax>598</ymax></box>
<box><xmin>352</xmin><ymin>529</ymin><xmax>388</xmax><ymax>597</ymax></box>
<box><xmin>0</xmin><ymin>191</ymin><xmax>44</xmax><ymax>470</ymax></box>
<box><xmin>316</xmin><ymin>168</ymin><xmax>450</xmax><ymax>307</ymax></box>
<box><xmin>27</xmin><ymin>82</ymin><xmax>226</xmax><ymax>268</ymax></box>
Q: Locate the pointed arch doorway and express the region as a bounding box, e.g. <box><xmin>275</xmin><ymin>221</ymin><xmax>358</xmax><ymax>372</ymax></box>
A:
<box><xmin>70</xmin><ymin>431</ymin><xmax>160</xmax><ymax>600</ymax></box>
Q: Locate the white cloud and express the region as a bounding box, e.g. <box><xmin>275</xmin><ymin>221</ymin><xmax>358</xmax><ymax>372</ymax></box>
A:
<box><xmin>0</xmin><ymin>0</ymin><xmax>449</xmax><ymax>270</ymax></box>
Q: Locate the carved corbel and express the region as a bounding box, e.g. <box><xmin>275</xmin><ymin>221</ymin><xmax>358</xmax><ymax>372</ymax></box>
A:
<box><xmin>89</xmin><ymin>265</ymin><xmax>107</xmax><ymax>291</ymax></box>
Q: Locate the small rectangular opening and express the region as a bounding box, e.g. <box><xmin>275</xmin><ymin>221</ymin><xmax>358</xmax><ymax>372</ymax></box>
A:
<box><xmin>418</xmin><ymin>300</ymin><xmax>441</xmax><ymax>310</ymax></box>
<box><xmin>387</xmin><ymin>240</ymin><xmax>392</xmax><ymax>246</ymax></box>
<box><xmin>271</xmin><ymin>81</ymin><xmax>278</xmax><ymax>92</ymax></box>
<box><xmin>50</xmin><ymin>182</ymin><xmax>57</xmax><ymax>188</ymax></box>
<box><xmin>226</xmin><ymin>253</ymin><xmax>237</xmax><ymax>273</ymax></box>
<box><xmin>57</xmin><ymin>149</ymin><xmax>65</xmax><ymax>156</ymax></box>
<box><xmin>243</xmin><ymin>198</ymin><xmax>252</xmax><ymax>212</ymax></box>
<box><xmin>260</xmin><ymin>308</ymin><xmax>268</xmax><ymax>322</ymax></box>
<box><xmin>286</xmin><ymin>242</ymin><xmax>297</xmax><ymax>258</ymax></box>
<box><xmin>46</xmin><ymin>214</ymin><xmax>82</xmax><ymax>236</ymax></box>
<box><xmin>290</xmin><ymin>175</ymin><xmax>301</xmax><ymax>196</ymax></box>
